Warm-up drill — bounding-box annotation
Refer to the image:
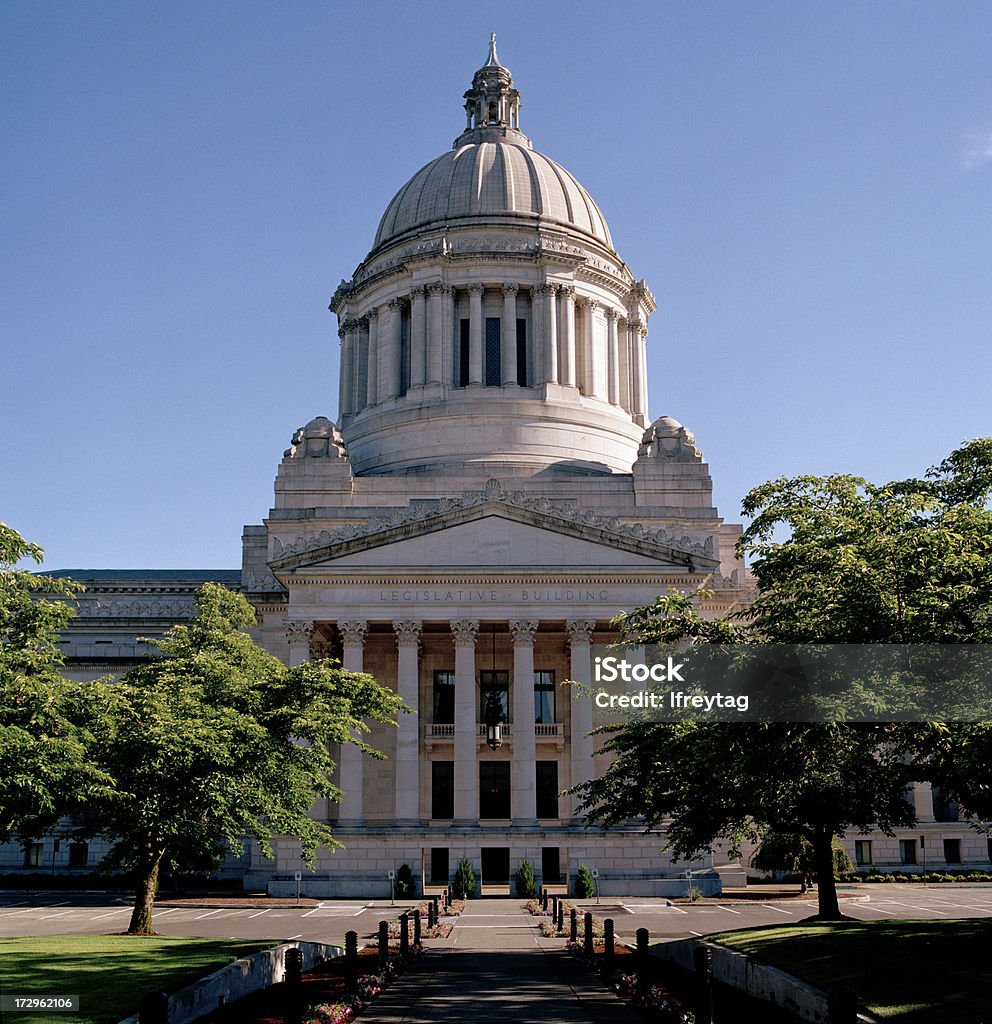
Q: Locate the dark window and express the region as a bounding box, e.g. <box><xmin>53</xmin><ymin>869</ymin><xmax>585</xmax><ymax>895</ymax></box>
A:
<box><xmin>534</xmin><ymin>670</ymin><xmax>555</xmax><ymax>723</ymax></box>
<box><xmin>536</xmin><ymin>761</ymin><xmax>559</xmax><ymax>819</ymax></box>
<box><xmin>480</xmin><ymin>670</ymin><xmax>509</xmax><ymax>723</ymax></box>
<box><xmin>516</xmin><ymin>318</ymin><xmax>528</xmax><ymax>386</ymax></box>
<box><xmin>23</xmin><ymin>843</ymin><xmax>42</xmax><ymax>868</ymax></box>
<box><xmin>432</xmin><ymin>761</ymin><xmax>454</xmax><ymax>820</ymax></box>
<box><xmin>932</xmin><ymin>785</ymin><xmax>960</xmax><ymax>822</ymax></box>
<box><xmin>485</xmin><ymin>317</ymin><xmax>501</xmax><ymax>386</ymax></box>
<box><xmin>430</xmin><ymin>848</ymin><xmax>449</xmax><ymax>885</ymax></box>
<box><xmin>399</xmin><ymin>302</ymin><xmax>411</xmax><ymax>396</ymax></box>
<box><xmin>899</xmin><ymin>839</ymin><xmax>917</xmax><ymax>865</ymax></box>
<box><xmin>433</xmin><ymin>670</ymin><xmax>455</xmax><ymax>724</ymax></box>
<box><xmin>987</xmin><ymin>837</ymin><xmax>992</xmax><ymax>865</ymax></box>
<box><xmin>68</xmin><ymin>843</ymin><xmax>89</xmax><ymax>869</ymax></box>
<box><xmin>458</xmin><ymin>318</ymin><xmax>470</xmax><ymax>387</ymax></box>
<box><xmin>854</xmin><ymin>840</ymin><xmax>872</xmax><ymax>866</ymax></box>
<box><xmin>542</xmin><ymin>847</ymin><xmax>562</xmax><ymax>883</ymax></box>
<box><xmin>943</xmin><ymin>838</ymin><xmax>962</xmax><ymax>865</ymax></box>
<box><xmin>481</xmin><ymin>847</ymin><xmax>510</xmax><ymax>883</ymax></box>
<box><xmin>479</xmin><ymin>761</ymin><xmax>511</xmax><ymax>819</ymax></box>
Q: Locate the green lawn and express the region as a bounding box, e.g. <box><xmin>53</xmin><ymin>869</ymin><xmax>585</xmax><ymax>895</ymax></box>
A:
<box><xmin>0</xmin><ymin>935</ymin><xmax>277</xmax><ymax>1024</ymax></box>
<box><xmin>710</xmin><ymin>919</ymin><xmax>992</xmax><ymax>1023</ymax></box>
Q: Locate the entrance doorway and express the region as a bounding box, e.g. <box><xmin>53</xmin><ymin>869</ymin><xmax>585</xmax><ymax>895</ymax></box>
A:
<box><xmin>480</xmin><ymin>847</ymin><xmax>510</xmax><ymax>896</ymax></box>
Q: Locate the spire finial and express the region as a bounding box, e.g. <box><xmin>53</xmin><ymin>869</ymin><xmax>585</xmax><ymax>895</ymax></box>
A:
<box><xmin>486</xmin><ymin>32</ymin><xmax>501</xmax><ymax>68</ymax></box>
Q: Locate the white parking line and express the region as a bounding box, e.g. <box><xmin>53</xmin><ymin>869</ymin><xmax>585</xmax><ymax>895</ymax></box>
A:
<box><xmin>884</xmin><ymin>901</ymin><xmax>947</xmax><ymax>916</ymax></box>
<box><xmin>36</xmin><ymin>910</ymin><xmax>79</xmax><ymax>919</ymax></box>
<box><xmin>301</xmin><ymin>908</ymin><xmax>321</xmax><ymax>918</ymax></box>
<box><xmin>153</xmin><ymin>908</ymin><xmax>178</xmax><ymax>917</ymax></box>
<box><xmin>248</xmin><ymin>909</ymin><xmax>271</xmax><ymax>918</ymax></box>
<box><xmin>716</xmin><ymin>906</ymin><xmax>741</xmax><ymax>914</ymax></box>
<box><xmin>853</xmin><ymin>904</ymin><xmax>895</xmax><ymax>916</ymax></box>
<box><xmin>763</xmin><ymin>905</ymin><xmax>794</xmax><ymax>914</ymax></box>
<box><xmin>90</xmin><ymin>909</ymin><xmax>131</xmax><ymax>920</ymax></box>
<box><xmin>286</xmin><ymin>933</ymin><xmax>303</xmax><ymax>940</ymax></box>
<box><xmin>194</xmin><ymin>909</ymin><xmax>225</xmax><ymax>920</ymax></box>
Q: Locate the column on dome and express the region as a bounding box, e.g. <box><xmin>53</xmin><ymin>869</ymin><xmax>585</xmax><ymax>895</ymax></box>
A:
<box><xmin>537</xmin><ymin>284</ymin><xmax>558</xmax><ymax>384</ymax></box>
<box><xmin>586</xmin><ymin>300</ymin><xmax>606</xmax><ymax>399</ymax></box>
<box><xmin>559</xmin><ymin>286</ymin><xmax>576</xmax><ymax>387</ymax></box>
<box><xmin>530</xmin><ymin>286</ymin><xmax>544</xmax><ymax>386</ymax></box>
<box><xmin>618</xmin><ymin>316</ymin><xmax>632</xmax><ymax>412</ymax></box>
<box><xmin>366</xmin><ymin>308</ymin><xmax>379</xmax><ymax>406</ymax></box>
<box><xmin>510</xmin><ymin>620</ymin><xmax>538</xmax><ymax>822</ymax></box>
<box><xmin>501</xmin><ymin>283</ymin><xmax>518</xmax><ymax>385</ymax></box>
<box><xmin>450</xmin><ymin>619</ymin><xmax>479</xmax><ymax>821</ymax></box>
<box><xmin>393</xmin><ymin>620</ymin><xmax>422</xmax><ymax>822</ymax></box>
<box><xmin>468</xmin><ymin>284</ymin><xmax>484</xmax><ymax>385</ymax></box>
<box><xmin>378</xmin><ymin>299</ymin><xmax>403</xmax><ymax>400</ymax></box>
<box><xmin>338</xmin><ymin>620</ymin><xmax>368</xmax><ymax>821</ymax></box>
<box><xmin>285</xmin><ymin>619</ymin><xmax>314</xmax><ymax>668</ymax></box>
<box><xmin>409</xmin><ymin>287</ymin><xmax>427</xmax><ymax>389</ymax></box>
<box><xmin>567</xmin><ymin>620</ymin><xmax>596</xmax><ymax>819</ymax></box>
<box><xmin>633</xmin><ymin>321</ymin><xmax>649</xmax><ymax>422</ymax></box>
<box><xmin>337</xmin><ymin>323</ymin><xmax>352</xmax><ymax>421</ymax></box>
<box><xmin>606</xmin><ymin>308</ymin><xmax>620</xmax><ymax>406</ymax></box>
<box><xmin>426</xmin><ymin>282</ymin><xmax>445</xmax><ymax>386</ymax></box>
<box><xmin>354</xmin><ymin>318</ymin><xmax>369</xmax><ymax>413</ymax></box>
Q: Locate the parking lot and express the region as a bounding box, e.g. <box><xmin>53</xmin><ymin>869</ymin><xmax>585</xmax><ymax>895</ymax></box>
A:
<box><xmin>1</xmin><ymin>884</ymin><xmax>990</xmax><ymax>946</ymax></box>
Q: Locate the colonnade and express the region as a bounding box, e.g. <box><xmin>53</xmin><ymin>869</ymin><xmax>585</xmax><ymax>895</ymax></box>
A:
<box><xmin>337</xmin><ymin>282</ymin><xmax>649</xmax><ymax>423</ymax></box>
<box><xmin>284</xmin><ymin>617</ymin><xmax>597</xmax><ymax>825</ymax></box>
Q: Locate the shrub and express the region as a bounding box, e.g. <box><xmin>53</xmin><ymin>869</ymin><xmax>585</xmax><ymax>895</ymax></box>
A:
<box><xmin>574</xmin><ymin>865</ymin><xmax>595</xmax><ymax>898</ymax></box>
<box><xmin>453</xmin><ymin>857</ymin><xmax>476</xmax><ymax>899</ymax></box>
<box><xmin>515</xmin><ymin>859</ymin><xmax>535</xmax><ymax>898</ymax></box>
<box><xmin>395</xmin><ymin>863</ymin><xmax>414</xmax><ymax>899</ymax></box>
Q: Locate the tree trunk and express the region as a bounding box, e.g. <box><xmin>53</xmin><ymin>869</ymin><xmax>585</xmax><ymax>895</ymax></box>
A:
<box><xmin>128</xmin><ymin>846</ymin><xmax>164</xmax><ymax>935</ymax></box>
<box><xmin>811</xmin><ymin>827</ymin><xmax>842</xmax><ymax>920</ymax></box>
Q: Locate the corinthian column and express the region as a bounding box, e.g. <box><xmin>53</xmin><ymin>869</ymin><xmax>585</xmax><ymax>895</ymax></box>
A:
<box><xmin>284</xmin><ymin>619</ymin><xmax>314</xmax><ymax>668</ymax></box>
<box><xmin>426</xmin><ymin>282</ymin><xmax>445</xmax><ymax>386</ymax></box>
<box><xmin>393</xmin><ymin>620</ymin><xmax>422</xmax><ymax>822</ymax></box>
<box><xmin>409</xmin><ymin>287</ymin><xmax>427</xmax><ymax>389</ymax></box>
<box><xmin>450</xmin><ymin>619</ymin><xmax>479</xmax><ymax>821</ymax></box>
<box><xmin>618</xmin><ymin>316</ymin><xmax>631</xmax><ymax>412</ymax></box>
<box><xmin>632</xmin><ymin>320</ymin><xmax>648</xmax><ymax>423</ymax></box>
<box><xmin>559</xmin><ymin>286</ymin><xmax>576</xmax><ymax>387</ymax></box>
<box><xmin>338</xmin><ymin>323</ymin><xmax>352</xmax><ymax>422</ymax></box>
<box><xmin>366</xmin><ymin>308</ymin><xmax>379</xmax><ymax>406</ymax></box>
<box><xmin>468</xmin><ymin>284</ymin><xmax>484</xmax><ymax>385</ymax></box>
<box><xmin>509</xmin><ymin>620</ymin><xmax>538</xmax><ymax>823</ymax></box>
<box><xmin>378</xmin><ymin>298</ymin><xmax>403</xmax><ymax>400</ymax></box>
<box><xmin>338</xmin><ymin>620</ymin><xmax>368</xmax><ymax>822</ymax></box>
<box><xmin>566</xmin><ymin>620</ymin><xmax>596</xmax><ymax>819</ymax></box>
<box><xmin>501</xmin><ymin>283</ymin><xmax>518</xmax><ymax>385</ymax></box>
<box><xmin>606</xmin><ymin>308</ymin><xmax>620</xmax><ymax>406</ymax></box>
<box><xmin>537</xmin><ymin>284</ymin><xmax>558</xmax><ymax>384</ymax></box>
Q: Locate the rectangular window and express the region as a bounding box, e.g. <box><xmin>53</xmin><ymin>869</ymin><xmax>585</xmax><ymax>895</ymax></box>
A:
<box><xmin>458</xmin><ymin>319</ymin><xmax>470</xmax><ymax>387</ymax></box>
<box><xmin>430</xmin><ymin>848</ymin><xmax>449</xmax><ymax>885</ymax></box>
<box><xmin>516</xmin><ymin>318</ymin><xmax>528</xmax><ymax>386</ymax></box>
<box><xmin>23</xmin><ymin>843</ymin><xmax>42</xmax><ymax>868</ymax></box>
<box><xmin>480</xmin><ymin>670</ymin><xmax>509</xmax><ymax>724</ymax></box>
<box><xmin>899</xmin><ymin>839</ymin><xmax>918</xmax><ymax>865</ymax></box>
<box><xmin>542</xmin><ymin>847</ymin><xmax>562</xmax><ymax>883</ymax></box>
<box><xmin>68</xmin><ymin>843</ymin><xmax>89</xmax><ymax>869</ymax></box>
<box><xmin>432</xmin><ymin>761</ymin><xmax>454</xmax><ymax>820</ymax></box>
<box><xmin>399</xmin><ymin>302</ymin><xmax>411</xmax><ymax>396</ymax></box>
<box><xmin>932</xmin><ymin>786</ymin><xmax>960</xmax><ymax>823</ymax></box>
<box><xmin>536</xmin><ymin>760</ymin><xmax>559</xmax><ymax>819</ymax></box>
<box><xmin>943</xmin><ymin>838</ymin><xmax>962</xmax><ymax>865</ymax></box>
<box><xmin>534</xmin><ymin>670</ymin><xmax>555</xmax><ymax>724</ymax></box>
<box><xmin>854</xmin><ymin>840</ymin><xmax>872</xmax><ymax>866</ymax></box>
<box><xmin>479</xmin><ymin>761</ymin><xmax>511</xmax><ymax>819</ymax></box>
<box><xmin>485</xmin><ymin>317</ymin><xmax>501</xmax><ymax>386</ymax></box>
<box><xmin>433</xmin><ymin>670</ymin><xmax>455</xmax><ymax>724</ymax></box>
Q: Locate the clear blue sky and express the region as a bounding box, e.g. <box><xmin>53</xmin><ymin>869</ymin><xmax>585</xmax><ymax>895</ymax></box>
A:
<box><xmin>3</xmin><ymin>2</ymin><xmax>990</xmax><ymax>569</ymax></box>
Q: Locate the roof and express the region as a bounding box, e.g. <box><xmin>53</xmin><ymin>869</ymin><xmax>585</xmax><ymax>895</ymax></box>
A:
<box><xmin>42</xmin><ymin>569</ymin><xmax>241</xmax><ymax>581</ymax></box>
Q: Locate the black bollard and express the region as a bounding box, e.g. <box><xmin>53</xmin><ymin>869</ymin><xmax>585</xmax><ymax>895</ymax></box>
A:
<box><xmin>434</xmin><ymin>894</ymin><xmax>441</xmax><ymax>920</ymax></box>
<box><xmin>414</xmin><ymin>908</ymin><xmax>422</xmax><ymax>947</ymax></box>
<box><xmin>693</xmin><ymin>945</ymin><xmax>714</xmax><ymax>1024</ymax></box>
<box><xmin>542</xmin><ymin>888</ymin><xmax>549</xmax><ymax>912</ymax></box>
<box><xmin>828</xmin><ymin>985</ymin><xmax>859</xmax><ymax>1024</ymax></box>
<box><xmin>138</xmin><ymin>991</ymin><xmax>168</xmax><ymax>1024</ymax></box>
<box><xmin>635</xmin><ymin>927</ymin><xmax>650</xmax><ymax>1002</ymax></box>
<box><xmin>556</xmin><ymin>898</ymin><xmax>564</xmax><ymax>933</ymax></box>
<box><xmin>284</xmin><ymin>947</ymin><xmax>304</xmax><ymax>1024</ymax></box>
<box><xmin>378</xmin><ymin>919</ymin><xmax>389</xmax><ymax>968</ymax></box>
<box><xmin>602</xmin><ymin>918</ymin><xmax>615</xmax><ymax>980</ymax></box>
<box><xmin>344</xmin><ymin>931</ymin><xmax>358</xmax><ymax>992</ymax></box>
<box><xmin>583</xmin><ymin>911</ymin><xmax>594</xmax><ymax>956</ymax></box>
<box><xmin>427</xmin><ymin>900</ymin><xmax>435</xmax><ymax>929</ymax></box>
<box><xmin>569</xmin><ymin>907</ymin><xmax>578</xmax><ymax>943</ymax></box>
<box><xmin>399</xmin><ymin>911</ymin><xmax>409</xmax><ymax>958</ymax></box>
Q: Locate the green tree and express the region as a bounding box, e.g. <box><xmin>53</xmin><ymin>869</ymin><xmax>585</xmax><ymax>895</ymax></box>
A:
<box><xmin>515</xmin><ymin>858</ymin><xmax>535</xmax><ymax>898</ymax></box>
<box><xmin>574</xmin><ymin>864</ymin><xmax>595</xmax><ymax>899</ymax></box>
<box><xmin>452</xmin><ymin>856</ymin><xmax>476</xmax><ymax>899</ymax></box>
<box><xmin>576</xmin><ymin>440</ymin><xmax>992</xmax><ymax>920</ymax></box>
<box><xmin>82</xmin><ymin>583</ymin><xmax>405</xmax><ymax>934</ymax></box>
<box><xmin>0</xmin><ymin>524</ymin><xmax>113</xmax><ymax>840</ymax></box>
<box><xmin>750</xmin><ymin>830</ymin><xmax>853</xmax><ymax>892</ymax></box>
<box><xmin>395</xmin><ymin>863</ymin><xmax>414</xmax><ymax>898</ymax></box>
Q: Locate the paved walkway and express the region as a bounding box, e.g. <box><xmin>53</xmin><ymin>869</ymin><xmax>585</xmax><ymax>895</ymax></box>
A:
<box><xmin>359</xmin><ymin>899</ymin><xmax>641</xmax><ymax>1023</ymax></box>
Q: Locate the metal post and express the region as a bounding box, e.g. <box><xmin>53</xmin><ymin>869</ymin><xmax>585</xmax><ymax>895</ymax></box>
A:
<box><xmin>542</xmin><ymin>888</ymin><xmax>549</xmax><ymax>912</ymax></box>
<box><xmin>413</xmin><ymin>908</ymin><xmax>422</xmax><ymax>947</ymax></box>
<box><xmin>284</xmin><ymin>947</ymin><xmax>303</xmax><ymax>1024</ymax></box>
<box><xmin>378</xmin><ymin>920</ymin><xmax>389</xmax><ymax>968</ymax></box>
<box><xmin>138</xmin><ymin>992</ymin><xmax>168</xmax><ymax>1024</ymax></box>
<box><xmin>399</xmin><ymin>911</ymin><xmax>409</xmax><ymax>958</ymax></box>
<box><xmin>583</xmin><ymin>911</ymin><xmax>593</xmax><ymax>955</ymax></box>
<box><xmin>434</xmin><ymin>894</ymin><xmax>441</xmax><ymax>921</ymax></box>
<box><xmin>344</xmin><ymin>931</ymin><xmax>358</xmax><ymax>992</ymax></box>
<box><xmin>693</xmin><ymin>945</ymin><xmax>713</xmax><ymax>1024</ymax></box>
<box><xmin>556</xmin><ymin>899</ymin><xmax>564</xmax><ymax>933</ymax></box>
<box><xmin>828</xmin><ymin>985</ymin><xmax>859</xmax><ymax>1024</ymax></box>
<box><xmin>569</xmin><ymin>907</ymin><xmax>578</xmax><ymax>943</ymax></box>
<box><xmin>602</xmin><ymin>919</ymin><xmax>615</xmax><ymax>980</ymax></box>
<box><xmin>636</xmin><ymin>927</ymin><xmax>650</xmax><ymax>1002</ymax></box>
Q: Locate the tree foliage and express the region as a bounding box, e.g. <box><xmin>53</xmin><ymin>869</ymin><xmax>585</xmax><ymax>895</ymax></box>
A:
<box><xmin>576</xmin><ymin>440</ymin><xmax>992</xmax><ymax>920</ymax></box>
<box><xmin>0</xmin><ymin>524</ymin><xmax>113</xmax><ymax>840</ymax></box>
<box><xmin>515</xmin><ymin>858</ymin><xmax>535</xmax><ymax>898</ymax></box>
<box><xmin>80</xmin><ymin>583</ymin><xmax>405</xmax><ymax>933</ymax></box>
<box><xmin>453</xmin><ymin>856</ymin><xmax>476</xmax><ymax>899</ymax></box>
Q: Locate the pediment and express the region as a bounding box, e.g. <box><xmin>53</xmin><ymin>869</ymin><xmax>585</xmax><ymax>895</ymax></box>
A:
<box><xmin>269</xmin><ymin>481</ymin><xmax>719</xmax><ymax>575</ymax></box>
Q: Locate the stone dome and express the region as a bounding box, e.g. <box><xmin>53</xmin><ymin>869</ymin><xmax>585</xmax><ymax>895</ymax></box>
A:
<box><xmin>373</xmin><ymin>141</ymin><xmax>613</xmax><ymax>250</ymax></box>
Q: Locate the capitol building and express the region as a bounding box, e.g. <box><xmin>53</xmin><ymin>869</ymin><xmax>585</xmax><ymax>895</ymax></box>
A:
<box><xmin>8</xmin><ymin>39</ymin><xmax>795</xmax><ymax>895</ymax></box>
